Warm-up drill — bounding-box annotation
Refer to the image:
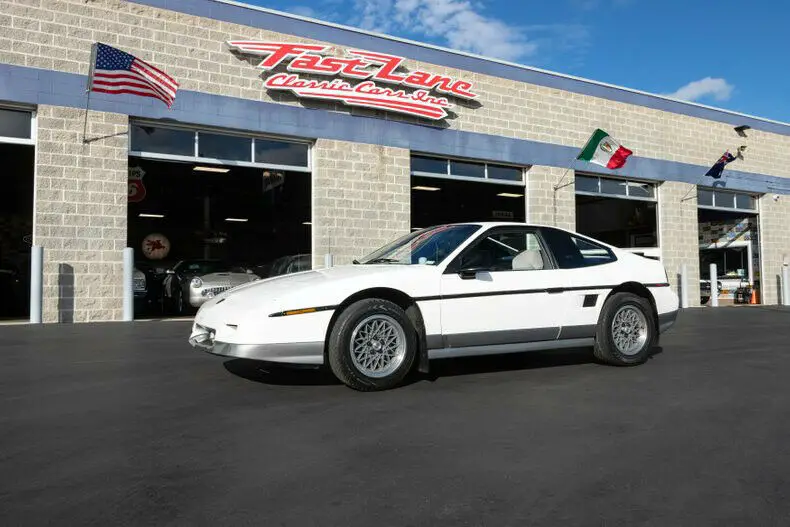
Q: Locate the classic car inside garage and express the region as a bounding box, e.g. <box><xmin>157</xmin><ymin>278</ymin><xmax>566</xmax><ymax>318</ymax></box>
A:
<box><xmin>126</xmin><ymin>122</ymin><xmax>312</xmax><ymax>317</ymax></box>
<box><xmin>0</xmin><ymin>107</ymin><xmax>35</xmax><ymax>321</ymax></box>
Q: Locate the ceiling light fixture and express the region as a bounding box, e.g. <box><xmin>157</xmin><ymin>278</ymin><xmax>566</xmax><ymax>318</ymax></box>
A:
<box><xmin>302</xmin><ymin>221</ymin><xmax>312</xmax><ymax>225</ymax></box>
<box><xmin>224</xmin><ymin>217</ymin><xmax>248</xmax><ymax>222</ymax></box>
<box><xmin>193</xmin><ymin>166</ymin><xmax>230</xmax><ymax>173</ymax></box>
<box><xmin>497</xmin><ymin>192</ymin><xmax>524</xmax><ymax>198</ymax></box>
<box><xmin>412</xmin><ymin>185</ymin><xmax>441</xmax><ymax>191</ymax></box>
<box><xmin>138</xmin><ymin>213</ymin><xmax>164</xmax><ymax>218</ymax></box>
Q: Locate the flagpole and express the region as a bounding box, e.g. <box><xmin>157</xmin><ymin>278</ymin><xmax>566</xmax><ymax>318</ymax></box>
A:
<box><xmin>82</xmin><ymin>42</ymin><xmax>98</xmax><ymax>144</ymax></box>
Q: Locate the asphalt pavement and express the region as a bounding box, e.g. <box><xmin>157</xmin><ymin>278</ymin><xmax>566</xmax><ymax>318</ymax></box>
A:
<box><xmin>1</xmin><ymin>306</ymin><xmax>790</xmax><ymax>526</ymax></box>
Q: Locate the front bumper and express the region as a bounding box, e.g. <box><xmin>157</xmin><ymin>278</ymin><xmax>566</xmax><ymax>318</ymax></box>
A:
<box><xmin>188</xmin><ymin>322</ymin><xmax>324</xmax><ymax>365</ymax></box>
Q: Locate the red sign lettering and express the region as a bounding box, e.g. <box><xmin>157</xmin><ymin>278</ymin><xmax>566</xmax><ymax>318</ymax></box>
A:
<box><xmin>227</xmin><ymin>41</ymin><xmax>479</xmax><ymax>120</ymax></box>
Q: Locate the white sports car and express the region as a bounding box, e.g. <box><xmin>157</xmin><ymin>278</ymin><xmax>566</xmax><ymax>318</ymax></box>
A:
<box><xmin>189</xmin><ymin>223</ymin><xmax>679</xmax><ymax>391</ymax></box>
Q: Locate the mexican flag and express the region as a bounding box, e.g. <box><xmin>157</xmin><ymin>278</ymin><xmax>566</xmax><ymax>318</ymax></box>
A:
<box><xmin>577</xmin><ymin>128</ymin><xmax>633</xmax><ymax>169</ymax></box>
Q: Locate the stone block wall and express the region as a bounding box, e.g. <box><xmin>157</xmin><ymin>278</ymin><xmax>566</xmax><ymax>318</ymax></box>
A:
<box><xmin>312</xmin><ymin>140</ymin><xmax>410</xmax><ymax>267</ymax></box>
<box><xmin>34</xmin><ymin>105</ymin><xmax>128</xmax><ymax>322</ymax></box>
<box><xmin>658</xmin><ymin>182</ymin><xmax>701</xmax><ymax>307</ymax></box>
<box><xmin>526</xmin><ymin>166</ymin><xmax>575</xmax><ymax>231</ymax></box>
<box><xmin>757</xmin><ymin>194</ymin><xmax>790</xmax><ymax>305</ymax></box>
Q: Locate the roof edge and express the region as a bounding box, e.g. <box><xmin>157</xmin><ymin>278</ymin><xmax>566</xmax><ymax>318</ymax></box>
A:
<box><xmin>216</xmin><ymin>0</ymin><xmax>790</xmax><ymax>130</ymax></box>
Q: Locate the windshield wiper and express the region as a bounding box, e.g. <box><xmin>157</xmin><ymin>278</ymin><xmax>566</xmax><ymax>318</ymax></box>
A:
<box><xmin>352</xmin><ymin>259</ymin><xmax>360</xmax><ymax>264</ymax></box>
<box><xmin>364</xmin><ymin>258</ymin><xmax>401</xmax><ymax>264</ymax></box>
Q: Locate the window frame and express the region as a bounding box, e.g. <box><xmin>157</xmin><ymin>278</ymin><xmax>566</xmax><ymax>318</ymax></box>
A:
<box><xmin>128</xmin><ymin>120</ymin><xmax>312</xmax><ymax>173</ymax></box>
<box><xmin>411</xmin><ymin>153</ymin><xmax>527</xmax><ymax>187</ymax></box>
<box><xmin>574</xmin><ymin>173</ymin><xmax>657</xmax><ymax>202</ymax></box>
<box><xmin>443</xmin><ymin>226</ymin><xmax>557</xmax><ymax>274</ymax></box>
<box><xmin>697</xmin><ymin>187</ymin><xmax>759</xmax><ymax>213</ymax></box>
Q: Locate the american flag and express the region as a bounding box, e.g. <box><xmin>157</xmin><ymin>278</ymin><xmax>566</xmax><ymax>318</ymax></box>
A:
<box><xmin>89</xmin><ymin>43</ymin><xmax>179</xmax><ymax>108</ymax></box>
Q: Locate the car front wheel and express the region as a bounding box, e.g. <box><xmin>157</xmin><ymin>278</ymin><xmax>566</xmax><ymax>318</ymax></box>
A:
<box><xmin>328</xmin><ymin>298</ymin><xmax>418</xmax><ymax>391</ymax></box>
<box><xmin>593</xmin><ymin>292</ymin><xmax>657</xmax><ymax>366</ymax></box>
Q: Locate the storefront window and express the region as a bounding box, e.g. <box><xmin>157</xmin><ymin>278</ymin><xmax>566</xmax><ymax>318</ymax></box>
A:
<box><xmin>131</xmin><ymin>125</ymin><xmax>194</xmax><ymax>156</ymax></box>
<box><xmin>411</xmin><ymin>155</ymin><xmax>448</xmax><ymax>174</ymax></box>
<box><xmin>450</xmin><ymin>159</ymin><xmax>485</xmax><ymax>178</ymax></box>
<box><xmin>698</xmin><ymin>189</ymin><xmax>714</xmax><ymax>207</ymax></box>
<box><xmin>130</xmin><ymin>123</ymin><xmax>310</xmax><ymax>170</ymax></box>
<box><xmin>0</xmin><ymin>108</ymin><xmax>32</xmax><ymax>139</ymax></box>
<box><xmin>600</xmin><ymin>178</ymin><xmax>627</xmax><ymax>196</ymax></box>
<box><xmin>735</xmin><ymin>194</ymin><xmax>756</xmax><ymax>211</ymax></box>
<box><xmin>254</xmin><ymin>139</ymin><xmax>309</xmax><ymax>167</ymax></box>
<box><xmin>697</xmin><ymin>188</ymin><xmax>758</xmax><ymax>212</ymax></box>
<box><xmin>198</xmin><ymin>132</ymin><xmax>252</xmax><ymax>161</ymax></box>
<box><xmin>488</xmin><ymin>164</ymin><xmax>522</xmax><ymax>182</ymax></box>
<box><xmin>575</xmin><ymin>175</ymin><xmax>599</xmax><ymax>193</ymax></box>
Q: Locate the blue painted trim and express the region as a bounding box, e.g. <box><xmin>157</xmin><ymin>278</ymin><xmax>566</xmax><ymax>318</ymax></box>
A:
<box><xmin>2</xmin><ymin>62</ymin><xmax>789</xmax><ymax>196</ymax></box>
<box><xmin>125</xmin><ymin>0</ymin><xmax>790</xmax><ymax>137</ymax></box>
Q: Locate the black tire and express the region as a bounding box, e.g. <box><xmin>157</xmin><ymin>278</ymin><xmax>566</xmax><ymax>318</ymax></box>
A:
<box><xmin>327</xmin><ymin>298</ymin><xmax>418</xmax><ymax>391</ymax></box>
<box><xmin>593</xmin><ymin>292</ymin><xmax>657</xmax><ymax>366</ymax></box>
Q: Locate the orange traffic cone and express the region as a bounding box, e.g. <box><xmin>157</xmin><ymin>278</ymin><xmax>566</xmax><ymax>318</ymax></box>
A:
<box><xmin>749</xmin><ymin>288</ymin><xmax>758</xmax><ymax>304</ymax></box>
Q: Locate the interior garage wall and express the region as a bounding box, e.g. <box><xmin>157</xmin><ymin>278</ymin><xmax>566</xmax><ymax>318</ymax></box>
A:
<box><xmin>312</xmin><ymin>140</ymin><xmax>410</xmax><ymax>267</ymax></box>
<box><xmin>34</xmin><ymin>105</ymin><xmax>129</xmax><ymax>323</ymax></box>
<box><xmin>658</xmin><ymin>181</ymin><xmax>701</xmax><ymax>307</ymax></box>
<box><xmin>757</xmin><ymin>194</ymin><xmax>790</xmax><ymax>305</ymax></box>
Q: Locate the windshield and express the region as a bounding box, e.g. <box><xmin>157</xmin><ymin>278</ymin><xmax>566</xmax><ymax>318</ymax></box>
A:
<box><xmin>357</xmin><ymin>224</ymin><xmax>481</xmax><ymax>265</ymax></box>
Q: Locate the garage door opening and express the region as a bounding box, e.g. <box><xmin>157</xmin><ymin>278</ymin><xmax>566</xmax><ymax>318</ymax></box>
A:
<box><xmin>697</xmin><ymin>188</ymin><xmax>761</xmax><ymax>306</ymax></box>
<box><xmin>128</xmin><ymin>123</ymin><xmax>312</xmax><ymax>318</ymax></box>
<box><xmin>0</xmin><ymin>108</ymin><xmax>35</xmax><ymax>321</ymax></box>
<box><xmin>575</xmin><ymin>174</ymin><xmax>660</xmax><ymax>260</ymax></box>
<box><xmin>410</xmin><ymin>155</ymin><xmax>526</xmax><ymax>229</ymax></box>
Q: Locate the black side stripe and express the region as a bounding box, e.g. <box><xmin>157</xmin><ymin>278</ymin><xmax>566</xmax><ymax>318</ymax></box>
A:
<box><xmin>414</xmin><ymin>282</ymin><xmax>669</xmax><ymax>302</ymax></box>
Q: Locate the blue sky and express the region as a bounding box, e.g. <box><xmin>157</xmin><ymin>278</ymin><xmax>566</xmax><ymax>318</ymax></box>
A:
<box><xmin>239</xmin><ymin>0</ymin><xmax>789</xmax><ymax>123</ymax></box>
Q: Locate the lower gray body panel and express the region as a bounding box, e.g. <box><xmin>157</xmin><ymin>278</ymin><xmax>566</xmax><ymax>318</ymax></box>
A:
<box><xmin>191</xmin><ymin>338</ymin><xmax>324</xmax><ymax>365</ymax></box>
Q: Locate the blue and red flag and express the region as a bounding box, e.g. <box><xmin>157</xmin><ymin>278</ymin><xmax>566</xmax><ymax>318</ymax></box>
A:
<box><xmin>705</xmin><ymin>151</ymin><xmax>737</xmax><ymax>179</ymax></box>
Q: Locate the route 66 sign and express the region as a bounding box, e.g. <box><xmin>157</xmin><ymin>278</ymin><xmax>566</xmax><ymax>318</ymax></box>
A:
<box><xmin>128</xmin><ymin>166</ymin><xmax>146</xmax><ymax>203</ymax></box>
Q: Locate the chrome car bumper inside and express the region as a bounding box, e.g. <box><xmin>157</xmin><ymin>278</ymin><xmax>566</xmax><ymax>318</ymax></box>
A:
<box><xmin>188</xmin><ymin>324</ymin><xmax>324</xmax><ymax>365</ymax></box>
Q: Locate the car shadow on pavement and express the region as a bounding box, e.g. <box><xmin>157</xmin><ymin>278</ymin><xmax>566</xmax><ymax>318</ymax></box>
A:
<box><xmin>222</xmin><ymin>347</ymin><xmax>664</xmax><ymax>388</ymax></box>
<box><xmin>223</xmin><ymin>359</ymin><xmax>340</xmax><ymax>386</ymax></box>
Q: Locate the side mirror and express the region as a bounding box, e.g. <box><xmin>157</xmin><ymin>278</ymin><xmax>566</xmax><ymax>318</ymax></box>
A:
<box><xmin>458</xmin><ymin>267</ymin><xmax>488</xmax><ymax>280</ymax></box>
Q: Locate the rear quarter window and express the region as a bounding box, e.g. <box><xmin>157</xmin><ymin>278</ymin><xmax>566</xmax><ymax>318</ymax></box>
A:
<box><xmin>540</xmin><ymin>228</ymin><xmax>617</xmax><ymax>269</ymax></box>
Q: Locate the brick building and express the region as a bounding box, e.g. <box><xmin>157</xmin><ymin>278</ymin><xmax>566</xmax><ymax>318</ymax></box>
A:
<box><xmin>0</xmin><ymin>0</ymin><xmax>789</xmax><ymax>323</ymax></box>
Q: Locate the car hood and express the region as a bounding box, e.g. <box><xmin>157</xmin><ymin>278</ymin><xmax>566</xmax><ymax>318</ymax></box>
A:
<box><xmin>204</xmin><ymin>264</ymin><xmax>437</xmax><ymax>312</ymax></box>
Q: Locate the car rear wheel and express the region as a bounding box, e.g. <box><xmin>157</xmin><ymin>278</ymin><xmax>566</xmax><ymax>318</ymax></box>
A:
<box><xmin>328</xmin><ymin>298</ymin><xmax>417</xmax><ymax>391</ymax></box>
<box><xmin>593</xmin><ymin>292</ymin><xmax>657</xmax><ymax>366</ymax></box>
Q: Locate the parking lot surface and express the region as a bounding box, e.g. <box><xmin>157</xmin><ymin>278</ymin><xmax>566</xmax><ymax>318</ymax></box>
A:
<box><xmin>1</xmin><ymin>306</ymin><xmax>790</xmax><ymax>526</ymax></box>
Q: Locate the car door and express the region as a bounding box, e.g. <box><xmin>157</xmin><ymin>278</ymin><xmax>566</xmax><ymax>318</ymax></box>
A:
<box><xmin>438</xmin><ymin>227</ymin><xmax>569</xmax><ymax>349</ymax></box>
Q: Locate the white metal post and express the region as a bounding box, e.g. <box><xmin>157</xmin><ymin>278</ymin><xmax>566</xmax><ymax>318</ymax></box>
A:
<box><xmin>782</xmin><ymin>265</ymin><xmax>789</xmax><ymax>307</ymax></box>
<box><xmin>709</xmin><ymin>263</ymin><xmax>718</xmax><ymax>307</ymax></box>
<box><xmin>680</xmin><ymin>263</ymin><xmax>689</xmax><ymax>309</ymax></box>
<box><xmin>324</xmin><ymin>253</ymin><xmax>334</xmax><ymax>268</ymax></box>
<box><xmin>29</xmin><ymin>245</ymin><xmax>43</xmax><ymax>324</ymax></box>
<box><xmin>122</xmin><ymin>247</ymin><xmax>134</xmax><ymax>321</ymax></box>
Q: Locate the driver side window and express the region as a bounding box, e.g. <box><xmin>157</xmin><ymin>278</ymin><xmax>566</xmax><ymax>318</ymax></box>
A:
<box><xmin>457</xmin><ymin>230</ymin><xmax>547</xmax><ymax>272</ymax></box>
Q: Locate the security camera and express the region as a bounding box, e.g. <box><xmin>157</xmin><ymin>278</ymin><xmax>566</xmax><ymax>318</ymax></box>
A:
<box><xmin>774</xmin><ymin>195</ymin><xmax>780</xmax><ymax>202</ymax></box>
